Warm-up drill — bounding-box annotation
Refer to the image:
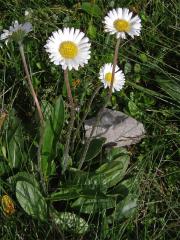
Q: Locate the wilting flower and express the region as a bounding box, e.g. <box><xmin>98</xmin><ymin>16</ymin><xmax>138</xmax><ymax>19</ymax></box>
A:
<box><xmin>0</xmin><ymin>109</ymin><xmax>8</xmax><ymax>129</ymax></box>
<box><xmin>45</xmin><ymin>27</ymin><xmax>91</xmax><ymax>70</ymax></box>
<box><xmin>99</xmin><ymin>63</ymin><xmax>125</xmax><ymax>92</ymax></box>
<box><xmin>72</xmin><ymin>79</ymin><xmax>81</xmax><ymax>88</ymax></box>
<box><xmin>1</xmin><ymin>194</ymin><xmax>15</xmax><ymax>216</ymax></box>
<box><xmin>0</xmin><ymin>20</ymin><xmax>32</xmax><ymax>44</ymax></box>
<box><xmin>104</xmin><ymin>8</ymin><xmax>141</xmax><ymax>39</ymax></box>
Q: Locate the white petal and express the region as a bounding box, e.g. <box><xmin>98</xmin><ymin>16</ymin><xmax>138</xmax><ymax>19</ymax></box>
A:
<box><xmin>122</xmin><ymin>8</ymin><xmax>129</xmax><ymax>19</ymax></box>
<box><xmin>73</xmin><ymin>29</ymin><xmax>80</xmax><ymax>40</ymax></box>
<box><xmin>117</xmin><ymin>8</ymin><xmax>123</xmax><ymax>18</ymax></box>
<box><xmin>112</xmin><ymin>9</ymin><xmax>118</xmax><ymax>19</ymax></box>
<box><xmin>69</xmin><ymin>27</ymin><xmax>75</xmax><ymax>40</ymax></box>
<box><xmin>75</xmin><ymin>32</ymin><xmax>85</xmax><ymax>43</ymax></box>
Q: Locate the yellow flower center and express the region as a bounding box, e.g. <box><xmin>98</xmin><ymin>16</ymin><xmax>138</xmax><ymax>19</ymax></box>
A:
<box><xmin>59</xmin><ymin>41</ymin><xmax>78</xmax><ymax>59</ymax></box>
<box><xmin>105</xmin><ymin>72</ymin><xmax>113</xmax><ymax>84</ymax></box>
<box><xmin>113</xmin><ymin>19</ymin><xmax>130</xmax><ymax>32</ymax></box>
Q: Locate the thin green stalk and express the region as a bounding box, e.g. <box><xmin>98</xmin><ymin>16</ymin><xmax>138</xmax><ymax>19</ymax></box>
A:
<box><xmin>62</xmin><ymin>68</ymin><xmax>75</xmax><ymax>173</ymax></box>
<box><xmin>78</xmin><ymin>38</ymin><xmax>121</xmax><ymax>170</ymax></box>
<box><xmin>71</xmin><ymin>84</ymin><xmax>102</xmax><ymax>150</ymax></box>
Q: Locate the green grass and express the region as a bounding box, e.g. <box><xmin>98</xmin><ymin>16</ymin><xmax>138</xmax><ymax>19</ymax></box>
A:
<box><xmin>0</xmin><ymin>0</ymin><xmax>180</xmax><ymax>239</ymax></box>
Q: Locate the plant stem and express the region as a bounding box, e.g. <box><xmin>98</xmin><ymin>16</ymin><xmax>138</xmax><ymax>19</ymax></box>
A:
<box><xmin>19</xmin><ymin>42</ymin><xmax>46</xmax><ymax>192</ymax></box>
<box><xmin>64</xmin><ymin>69</ymin><xmax>74</xmax><ymax>108</ymax></box>
<box><xmin>108</xmin><ymin>37</ymin><xmax>121</xmax><ymax>99</ymax></box>
<box><xmin>78</xmin><ymin>38</ymin><xmax>121</xmax><ymax>170</ymax></box>
<box><xmin>19</xmin><ymin>43</ymin><xmax>44</xmax><ymax>125</ymax></box>
<box><xmin>62</xmin><ymin>68</ymin><xmax>75</xmax><ymax>173</ymax></box>
<box><xmin>71</xmin><ymin>84</ymin><xmax>102</xmax><ymax>150</ymax></box>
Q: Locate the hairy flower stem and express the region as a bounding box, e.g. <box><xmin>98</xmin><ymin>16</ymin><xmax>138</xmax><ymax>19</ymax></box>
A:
<box><xmin>78</xmin><ymin>38</ymin><xmax>121</xmax><ymax>170</ymax></box>
<box><xmin>62</xmin><ymin>68</ymin><xmax>75</xmax><ymax>173</ymax></box>
<box><xmin>19</xmin><ymin>43</ymin><xmax>44</xmax><ymax>125</ymax></box>
<box><xmin>109</xmin><ymin>38</ymin><xmax>121</xmax><ymax>98</ymax></box>
<box><xmin>19</xmin><ymin>43</ymin><xmax>46</xmax><ymax>192</ymax></box>
<box><xmin>71</xmin><ymin>84</ymin><xmax>102</xmax><ymax>151</ymax></box>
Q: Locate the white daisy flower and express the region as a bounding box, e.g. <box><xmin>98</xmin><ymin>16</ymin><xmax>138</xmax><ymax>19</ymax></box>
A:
<box><xmin>0</xmin><ymin>20</ymin><xmax>32</xmax><ymax>44</ymax></box>
<box><xmin>104</xmin><ymin>8</ymin><xmax>141</xmax><ymax>39</ymax></box>
<box><xmin>99</xmin><ymin>63</ymin><xmax>125</xmax><ymax>92</ymax></box>
<box><xmin>44</xmin><ymin>27</ymin><xmax>91</xmax><ymax>70</ymax></box>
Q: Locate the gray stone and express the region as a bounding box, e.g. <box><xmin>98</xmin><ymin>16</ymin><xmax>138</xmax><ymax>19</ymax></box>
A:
<box><xmin>85</xmin><ymin>108</ymin><xmax>145</xmax><ymax>147</ymax></box>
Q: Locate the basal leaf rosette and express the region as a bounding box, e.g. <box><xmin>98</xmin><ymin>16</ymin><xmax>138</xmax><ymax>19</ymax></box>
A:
<box><xmin>45</xmin><ymin>27</ymin><xmax>91</xmax><ymax>70</ymax></box>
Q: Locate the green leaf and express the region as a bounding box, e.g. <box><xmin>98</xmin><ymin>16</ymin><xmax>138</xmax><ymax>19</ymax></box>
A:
<box><xmin>134</xmin><ymin>63</ymin><xmax>141</xmax><ymax>73</ymax></box>
<box><xmin>155</xmin><ymin>77</ymin><xmax>180</xmax><ymax>103</ymax></box>
<box><xmin>41</xmin><ymin>100</ymin><xmax>53</xmax><ymax>121</ymax></box>
<box><xmin>81</xmin><ymin>2</ymin><xmax>102</xmax><ymax>18</ymax></box>
<box><xmin>127</xmin><ymin>81</ymin><xmax>171</xmax><ymax>103</ymax></box>
<box><xmin>5</xmin><ymin>110</ymin><xmax>25</xmax><ymax>169</ymax></box>
<box><xmin>139</xmin><ymin>53</ymin><xmax>148</xmax><ymax>63</ymax></box>
<box><xmin>8</xmin><ymin>171</ymin><xmax>40</xmax><ymax>189</ymax></box>
<box><xmin>106</xmin><ymin>147</ymin><xmax>129</xmax><ymax>161</ymax></box>
<box><xmin>50</xmin><ymin>185</ymin><xmax>82</xmax><ymax>201</ymax></box>
<box><xmin>124</xmin><ymin>62</ymin><xmax>132</xmax><ymax>74</ymax></box>
<box><xmin>72</xmin><ymin>195</ymin><xmax>116</xmax><ymax>214</ymax></box>
<box><xmin>68</xmin><ymin>168</ymin><xmax>107</xmax><ymax>194</ymax></box>
<box><xmin>84</xmin><ymin>137</ymin><xmax>106</xmax><ymax>162</ymax></box>
<box><xmin>41</xmin><ymin>96</ymin><xmax>64</xmax><ymax>179</ymax></box>
<box><xmin>108</xmin><ymin>184</ymin><xmax>129</xmax><ymax>199</ymax></box>
<box><xmin>0</xmin><ymin>161</ymin><xmax>10</xmax><ymax>176</ymax></box>
<box><xmin>87</xmin><ymin>23</ymin><xmax>97</xmax><ymax>39</ymax></box>
<box><xmin>94</xmin><ymin>151</ymin><xmax>130</xmax><ymax>188</ymax></box>
<box><xmin>128</xmin><ymin>100</ymin><xmax>139</xmax><ymax>116</ymax></box>
<box><xmin>113</xmin><ymin>196</ymin><xmax>137</xmax><ymax>220</ymax></box>
<box><xmin>8</xmin><ymin>136</ymin><xmax>22</xmax><ymax>168</ymax></box>
<box><xmin>16</xmin><ymin>181</ymin><xmax>47</xmax><ymax>221</ymax></box>
<box><xmin>51</xmin><ymin>209</ymin><xmax>89</xmax><ymax>235</ymax></box>
<box><xmin>71</xmin><ymin>148</ymin><xmax>129</xmax><ymax>190</ymax></box>
<box><xmin>112</xmin><ymin>178</ymin><xmax>139</xmax><ymax>220</ymax></box>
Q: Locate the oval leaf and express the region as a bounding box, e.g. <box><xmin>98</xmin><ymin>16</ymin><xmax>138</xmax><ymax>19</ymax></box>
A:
<box><xmin>16</xmin><ymin>181</ymin><xmax>47</xmax><ymax>221</ymax></box>
<box><xmin>8</xmin><ymin>171</ymin><xmax>39</xmax><ymax>189</ymax></box>
<box><xmin>94</xmin><ymin>154</ymin><xmax>130</xmax><ymax>188</ymax></box>
<box><xmin>113</xmin><ymin>196</ymin><xmax>137</xmax><ymax>220</ymax></box>
<box><xmin>52</xmin><ymin>210</ymin><xmax>88</xmax><ymax>235</ymax></box>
